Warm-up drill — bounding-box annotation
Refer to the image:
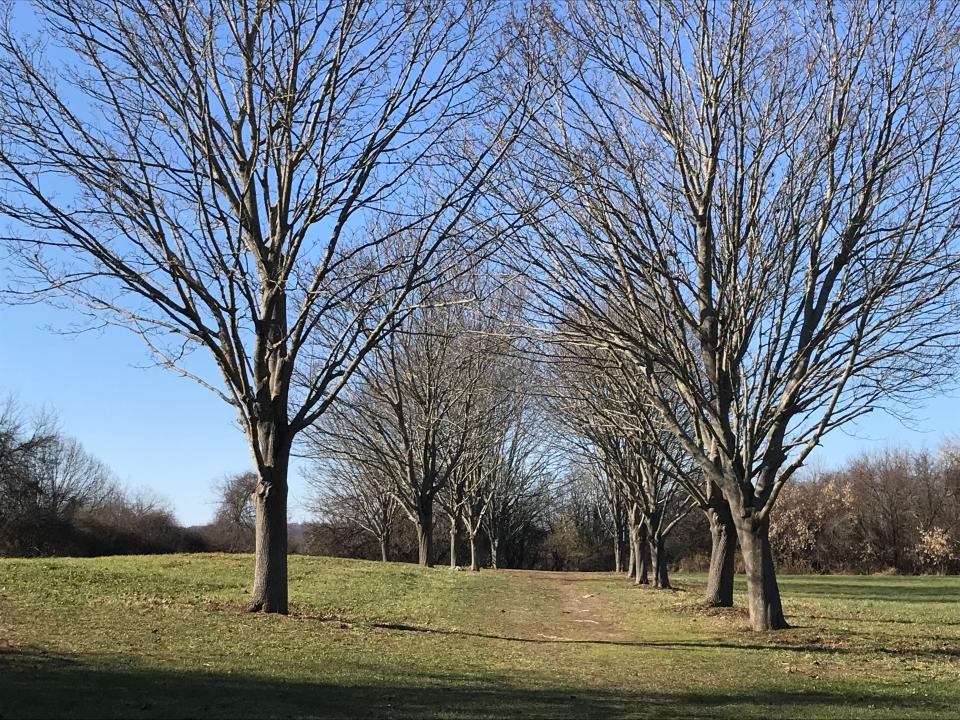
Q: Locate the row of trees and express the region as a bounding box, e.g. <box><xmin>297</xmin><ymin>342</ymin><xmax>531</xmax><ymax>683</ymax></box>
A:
<box><xmin>9</xmin><ymin>386</ymin><xmax>955</xmax><ymax>579</ymax></box>
<box><xmin>306</xmin><ymin>470</ymin><xmax>581</xmax><ymax>570</ymax></box>
<box><xmin>304</xmin><ymin>0</ymin><xmax>960</xmax><ymax>630</ymax></box>
<box><xmin>498</xmin><ymin>0</ymin><xmax>960</xmax><ymax>630</ymax></box>
<box><xmin>311</xmin><ymin>439</ymin><xmax>960</xmax><ymax>578</ymax></box>
<box><xmin>308</xmin><ymin>279</ymin><xmax>555</xmax><ymax>570</ymax></box>
<box><xmin>3</xmin><ymin>0</ymin><xmax>960</xmax><ymax>632</ymax></box>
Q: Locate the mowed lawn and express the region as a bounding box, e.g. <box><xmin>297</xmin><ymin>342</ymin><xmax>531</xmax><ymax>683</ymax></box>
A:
<box><xmin>1</xmin><ymin>555</ymin><xmax>958</xmax><ymax>719</ymax></box>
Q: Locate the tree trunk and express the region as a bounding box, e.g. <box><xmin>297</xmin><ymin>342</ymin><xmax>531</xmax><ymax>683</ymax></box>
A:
<box><xmin>416</xmin><ymin>504</ymin><xmax>434</xmax><ymax>566</ymax></box>
<box><xmin>619</xmin><ymin>528</ymin><xmax>628</xmax><ymax>573</ymax></box>
<box><xmin>469</xmin><ymin>534</ymin><xmax>478</xmax><ymax>571</ymax></box>
<box><xmin>489</xmin><ymin>536</ymin><xmax>499</xmax><ymax>569</ymax></box>
<box><xmin>638</xmin><ymin>527</ymin><xmax>651</xmax><ymax>585</ymax></box>
<box><xmin>249</xmin><ymin>461</ymin><xmax>289</xmax><ymax>614</ymax></box>
<box><xmin>248</xmin><ymin>296</ymin><xmax>291</xmax><ymax>614</ymax></box>
<box><xmin>736</xmin><ymin>515</ymin><xmax>788</xmax><ymax>630</ymax></box>
<box><xmin>380</xmin><ymin>534</ymin><xmax>389</xmax><ymax>562</ymax></box>
<box><xmin>626</xmin><ymin>538</ymin><xmax>635</xmax><ymax>577</ymax></box>
<box><xmin>704</xmin><ymin>501</ymin><xmax>736</xmax><ymax>607</ymax></box>
<box><xmin>448</xmin><ymin>515</ymin><xmax>459</xmax><ymax>568</ymax></box>
<box><xmin>613</xmin><ymin>508</ymin><xmax>625</xmax><ymax>572</ymax></box>
<box><xmin>632</xmin><ymin>524</ymin><xmax>648</xmax><ymax>585</ymax></box>
<box><xmin>649</xmin><ymin>534</ymin><xmax>670</xmax><ymax>589</ymax></box>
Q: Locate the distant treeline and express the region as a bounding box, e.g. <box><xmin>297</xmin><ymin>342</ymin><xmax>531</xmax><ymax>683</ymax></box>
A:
<box><xmin>0</xmin><ymin>397</ymin><xmax>303</xmax><ymax>557</ymax></box>
<box><xmin>311</xmin><ymin>446</ymin><xmax>960</xmax><ymax>576</ymax></box>
<box><xmin>770</xmin><ymin>447</ymin><xmax>960</xmax><ymax>575</ymax></box>
<box><xmin>3</xmin><ymin>395</ymin><xmax>957</xmax><ymax>574</ymax></box>
<box><xmin>0</xmin><ymin>396</ymin><xmax>205</xmax><ymax>556</ymax></box>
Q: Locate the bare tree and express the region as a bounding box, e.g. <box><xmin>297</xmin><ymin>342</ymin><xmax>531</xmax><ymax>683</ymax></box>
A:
<box><xmin>482</xmin><ymin>444</ymin><xmax>552</xmax><ymax>570</ymax></box>
<box><xmin>307</xmin><ymin>462</ymin><xmax>397</xmax><ymax>562</ymax></box>
<box><xmin>208</xmin><ymin>471</ymin><xmax>257</xmax><ymax>552</ymax></box>
<box><xmin>27</xmin><ymin>436</ymin><xmax>115</xmax><ymax>516</ymax></box>
<box><xmin>0</xmin><ymin>396</ymin><xmax>59</xmax><ymax>512</ymax></box>
<box><xmin>551</xmin><ymin>350</ymin><xmax>693</xmax><ymax>589</ymax></box>
<box><xmin>310</xmin><ymin>292</ymin><xmax>490</xmax><ymax>566</ymax></box>
<box><xmin>438</xmin><ymin>455</ymin><xmax>468</xmax><ymax>568</ymax></box>
<box><xmin>313</xmin><ymin>274</ymin><xmax>551</xmax><ymax>569</ymax></box>
<box><xmin>627</xmin><ymin>504</ymin><xmax>649</xmax><ymax>585</ymax></box>
<box><xmin>0</xmin><ymin>396</ymin><xmax>117</xmax><ymax>555</ymax></box>
<box><xmin>507</xmin><ymin>0</ymin><xmax>960</xmax><ymax>629</ymax></box>
<box><xmin>457</xmin><ymin>456</ymin><xmax>489</xmax><ymax>571</ymax></box>
<box><xmin>594</xmin><ymin>462</ymin><xmax>628</xmax><ymax>573</ymax></box>
<box><xmin>460</xmin><ymin>357</ymin><xmax>552</xmax><ymax>571</ymax></box>
<box><xmin>0</xmin><ymin>0</ymin><xmax>534</xmax><ymax>611</ymax></box>
<box><xmin>606</xmin><ymin>357</ymin><xmax>737</xmax><ymax>605</ymax></box>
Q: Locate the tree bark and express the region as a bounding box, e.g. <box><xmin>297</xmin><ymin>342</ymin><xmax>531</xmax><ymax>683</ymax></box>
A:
<box><xmin>249</xmin><ymin>462</ymin><xmax>289</xmax><ymax>614</ymax></box>
<box><xmin>448</xmin><ymin>515</ymin><xmax>459</xmax><ymax>569</ymax></box>
<box><xmin>613</xmin><ymin>507</ymin><xmax>626</xmax><ymax>572</ymax></box>
<box><xmin>638</xmin><ymin>525</ymin><xmax>651</xmax><ymax>585</ymax></box>
<box><xmin>416</xmin><ymin>504</ymin><xmax>434</xmax><ymax>566</ymax></box>
<box><xmin>735</xmin><ymin>515</ymin><xmax>788</xmax><ymax>630</ymax></box>
<box><xmin>650</xmin><ymin>534</ymin><xmax>670</xmax><ymax>589</ymax></box>
<box><xmin>247</xmin><ymin>286</ymin><xmax>291</xmax><ymax>614</ymax></box>
<box><xmin>380</xmin><ymin>534</ymin><xmax>389</xmax><ymax>562</ymax></box>
<box><xmin>704</xmin><ymin>501</ymin><xmax>736</xmax><ymax>607</ymax></box>
<box><xmin>489</xmin><ymin>537</ymin><xmax>499</xmax><ymax>569</ymax></box>
<box><xmin>626</xmin><ymin>538</ymin><xmax>635</xmax><ymax>577</ymax></box>
<box><xmin>469</xmin><ymin>534</ymin><xmax>479</xmax><ymax>571</ymax></box>
<box><xmin>632</xmin><ymin>524</ymin><xmax>649</xmax><ymax>585</ymax></box>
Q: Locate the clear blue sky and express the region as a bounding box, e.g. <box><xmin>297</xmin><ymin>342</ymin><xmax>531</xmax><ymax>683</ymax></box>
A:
<box><xmin>3</xmin><ymin>273</ymin><xmax>959</xmax><ymax>526</ymax></box>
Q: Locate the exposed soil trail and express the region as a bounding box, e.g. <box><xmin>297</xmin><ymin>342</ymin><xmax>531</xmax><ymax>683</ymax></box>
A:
<box><xmin>496</xmin><ymin>570</ymin><xmax>630</xmax><ymax>643</ymax></box>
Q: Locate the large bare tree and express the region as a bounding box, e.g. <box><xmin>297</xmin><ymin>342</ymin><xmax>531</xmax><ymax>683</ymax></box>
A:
<box><xmin>508</xmin><ymin>0</ymin><xmax>960</xmax><ymax>629</ymax></box>
<box><xmin>0</xmin><ymin>0</ymin><xmax>533</xmax><ymax>611</ymax></box>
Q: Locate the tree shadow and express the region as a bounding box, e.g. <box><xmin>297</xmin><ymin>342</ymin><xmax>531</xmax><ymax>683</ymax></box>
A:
<box><xmin>293</xmin><ymin>617</ymin><xmax>959</xmax><ymax>659</ymax></box>
<box><xmin>777</xmin><ymin>577</ymin><xmax>960</xmax><ymax>604</ymax></box>
<box><xmin>802</xmin><ymin>613</ymin><xmax>960</xmax><ymax>628</ymax></box>
<box><xmin>1</xmin><ymin>646</ymin><xmax>951</xmax><ymax>719</ymax></box>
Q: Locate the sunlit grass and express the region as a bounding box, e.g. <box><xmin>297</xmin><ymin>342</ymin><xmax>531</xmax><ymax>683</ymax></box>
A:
<box><xmin>1</xmin><ymin>555</ymin><xmax>958</xmax><ymax>718</ymax></box>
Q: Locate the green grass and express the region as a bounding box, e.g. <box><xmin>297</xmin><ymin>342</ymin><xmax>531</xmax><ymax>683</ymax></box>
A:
<box><xmin>1</xmin><ymin>555</ymin><xmax>958</xmax><ymax>718</ymax></box>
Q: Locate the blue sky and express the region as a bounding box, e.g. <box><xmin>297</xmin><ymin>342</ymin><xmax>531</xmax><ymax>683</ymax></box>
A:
<box><xmin>4</xmin><ymin>273</ymin><xmax>960</xmax><ymax>527</ymax></box>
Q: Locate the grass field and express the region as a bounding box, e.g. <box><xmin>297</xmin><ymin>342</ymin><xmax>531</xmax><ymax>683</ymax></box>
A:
<box><xmin>1</xmin><ymin>555</ymin><xmax>958</xmax><ymax>719</ymax></box>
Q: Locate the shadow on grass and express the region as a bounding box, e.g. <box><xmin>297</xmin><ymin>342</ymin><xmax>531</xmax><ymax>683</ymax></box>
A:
<box><xmin>803</xmin><ymin>614</ymin><xmax>960</xmax><ymax>627</ymax></box>
<box><xmin>0</xmin><ymin>646</ymin><xmax>951</xmax><ymax>720</ymax></box>
<box><xmin>775</xmin><ymin>577</ymin><xmax>960</xmax><ymax>604</ymax></box>
<box><xmin>298</xmin><ymin>620</ymin><xmax>954</xmax><ymax>659</ymax></box>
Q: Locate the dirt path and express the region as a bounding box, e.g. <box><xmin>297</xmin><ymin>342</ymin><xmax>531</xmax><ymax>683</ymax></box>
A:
<box><xmin>555</xmin><ymin>573</ymin><xmax>625</xmax><ymax>640</ymax></box>
<box><xmin>497</xmin><ymin>570</ymin><xmax>630</xmax><ymax>643</ymax></box>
